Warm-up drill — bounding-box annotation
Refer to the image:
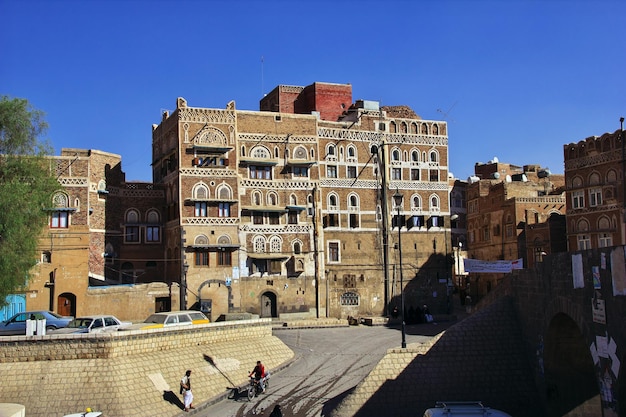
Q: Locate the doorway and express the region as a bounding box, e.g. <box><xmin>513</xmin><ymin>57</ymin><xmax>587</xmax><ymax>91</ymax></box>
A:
<box><xmin>57</xmin><ymin>293</ymin><xmax>76</xmax><ymax>317</ymax></box>
<box><xmin>260</xmin><ymin>292</ymin><xmax>277</xmax><ymax>318</ymax></box>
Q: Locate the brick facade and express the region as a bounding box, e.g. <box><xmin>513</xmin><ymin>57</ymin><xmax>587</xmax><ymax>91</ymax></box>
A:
<box><xmin>19</xmin><ymin>82</ymin><xmax>454</xmax><ymax>323</ymax></box>
<box><xmin>563</xmin><ymin>128</ymin><xmax>626</xmax><ymax>250</ymax></box>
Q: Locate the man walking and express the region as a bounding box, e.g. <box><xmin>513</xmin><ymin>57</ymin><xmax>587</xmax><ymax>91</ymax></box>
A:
<box><xmin>180</xmin><ymin>369</ymin><xmax>195</xmax><ymax>412</ymax></box>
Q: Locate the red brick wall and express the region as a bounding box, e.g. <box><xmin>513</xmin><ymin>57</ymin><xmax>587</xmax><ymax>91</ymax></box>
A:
<box><xmin>295</xmin><ymin>82</ymin><xmax>352</xmax><ymax>121</ymax></box>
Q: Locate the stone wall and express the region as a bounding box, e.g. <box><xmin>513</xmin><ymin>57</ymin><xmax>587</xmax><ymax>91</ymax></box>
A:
<box><xmin>0</xmin><ymin>319</ymin><xmax>294</xmax><ymax>417</ymax></box>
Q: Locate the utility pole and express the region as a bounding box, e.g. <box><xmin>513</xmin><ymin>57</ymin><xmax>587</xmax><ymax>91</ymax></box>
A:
<box><xmin>373</xmin><ymin>140</ymin><xmax>391</xmax><ymax>317</ymax></box>
<box><xmin>311</xmin><ymin>186</ymin><xmax>322</xmax><ymax>318</ymax></box>
<box><xmin>180</xmin><ymin>227</ymin><xmax>187</xmax><ymax>310</ymax></box>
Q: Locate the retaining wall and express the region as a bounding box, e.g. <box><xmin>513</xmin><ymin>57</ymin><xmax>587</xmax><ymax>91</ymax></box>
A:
<box><xmin>0</xmin><ymin>319</ymin><xmax>294</xmax><ymax>417</ymax></box>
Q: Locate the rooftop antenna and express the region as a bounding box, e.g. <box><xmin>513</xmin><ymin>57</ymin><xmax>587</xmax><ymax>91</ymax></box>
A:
<box><xmin>437</xmin><ymin>101</ymin><xmax>457</xmax><ymax>122</ymax></box>
<box><xmin>261</xmin><ymin>55</ymin><xmax>265</xmax><ymax>97</ymax></box>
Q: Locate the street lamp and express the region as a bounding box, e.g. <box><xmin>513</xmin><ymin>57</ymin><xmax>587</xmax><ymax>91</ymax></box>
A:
<box><xmin>392</xmin><ymin>188</ymin><xmax>406</xmax><ymax>349</ymax></box>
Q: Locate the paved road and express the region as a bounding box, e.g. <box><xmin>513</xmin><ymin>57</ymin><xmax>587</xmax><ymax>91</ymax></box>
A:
<box><xmin>191</xmin><ymin>322</ymin><xmax>447</xmax><ymax>417</ymax></box>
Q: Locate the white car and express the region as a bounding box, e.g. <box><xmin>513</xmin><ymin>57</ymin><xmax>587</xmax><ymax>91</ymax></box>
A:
<box><xmin>123</xmin><ymin>310</ymin><xmax>209</xmax><ymax>331</ymax></box>
<box><xmin>423</xmin><ymin>402</ymin><xmax>512</xmax><ymax>417</ymax></box>
<box><xmin>51</xmin><ymin>315</ymin><xmax>131</xmax><ymax>334</ymax></box>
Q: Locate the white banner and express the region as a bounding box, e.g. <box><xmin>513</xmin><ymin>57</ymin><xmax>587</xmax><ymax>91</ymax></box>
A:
<box><xmin>463</xmin><ymin>258</ymin><xmax>524</xmax><ymax>273</ymax></box>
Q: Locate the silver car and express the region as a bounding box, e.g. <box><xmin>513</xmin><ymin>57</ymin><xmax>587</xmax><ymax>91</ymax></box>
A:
<box><xmin>0</xmin><ymin>311</ymin><xmax>73</xmax><ymax>335</ymax></box>
<box><xmin>51</xmin><ymin>315</ymin><xmax>131</xmax><ymax>334</ymax></box>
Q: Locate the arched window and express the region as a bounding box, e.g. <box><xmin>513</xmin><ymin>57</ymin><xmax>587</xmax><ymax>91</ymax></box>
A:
<box><xmin>146</xmin><ymin>209</ymin><xmax>160</xmax><ymax>223</ymax></box>
<box><xmin>429</xmin><ymin>150</ymin><xmax>438</xmax><ymax>163</ymax></box>
<box><xmin>598</xmin><ymin>216</ymin><xmax>611</xmax><ymax>230</ymax></box>
<box><xmin>252</xmin><ymin>191</ymin><xmax>262</xmax><ymax>205</ymax></box>
<box><xmin>577</xmin><ymin>219</ymin><xmax>589</xmax><ymax>232</ymax></box>
<box><xmin>572</xmin><ymin>176</ymin><xmax>583</xmax><ymax>188</ymax></box>
<box><xmin>412</xmin><ymin>195</ymin><xmax>422</xmax><ymax>209</ymax></box>
<box><xmin>411</xmin><ymin>150</ymin><xmax>419</xmax><ymax>162</ymax></box>
<box><xmin>217</xmin><ymin>185</ymin><xmax>232</xmax><ymax>200</ymax></box>
<box><xmin>194</xmin><ymin>235</ymin><xmax>209</xmax><ymax>246</ymax></box>
<box><xmin>293</xmin><ymin>241</ymin><xmax>302</xmax><ymax>255</ymax></box>
<box><xmin>430</xmin><ymin>195</ymin><xmax>440</xmax><ymax>210</ymax></box>
<box><xmin>126</xmin><ymin>209</ymin><xmax>140</xmax><ymax>223</ymax></box>
<box><xmin>253</xmin><ymin>236</ymin><xmax>266</xmax><ymax>253</ymax></box>
<box><xmin>293</xmin><ymin>146</ymin><xmax>307</xmax><ymax>159</ymax></box>
<box><xmin>193</xmin><ymin>183</ymin><xmax>209</xmax><ymax>200</ymax></box>
<box><xmin>269</xmin><ymin>236</ymin><xmax>282</xmax><ymax>253</ymax></box>
<box><xmin>251</xmin><ymin>146</ymin><xmax>270</xmax><ymax>159</ymax></box>
<box><xmin>290</xmin><ymin>194</ymin><xmax>297</xmax><ymax>205</ymax></box>
<box><xmin>268</xmin><ymin>192</ymin><xmax>278</xmax><ymax>206</ymax></box>
<box><xmin>607</xmin><ymin>170</ymin><xmax>617</xmax><ymax>183</ymax></box>
<box><xmin>392</xmin><ymin>149</ymin><xmax>400</xmax><ymax>161</ymax></box>
<box><xmin>433</xmin><ymin>124</ymin><xmax>439</xmax><ymax>135</ymax></box>
<box><xmin>52</xmin><ymin>192</ymin><xmax>69</xmax><ymax>208</ymax></box>
<box><xmin>329</xmin><ymin>194</ymin><xmax>338</xmax><ymax>209</ymax></box>
<box><xmin>348</xmin><ymin>146</ymin><xmax>356</xmax><ymax>158</ymax></box>
<box><xmin>327</xmin><ymin>144</ymin><xmax>336</xmax><ymax>156</ymax></box>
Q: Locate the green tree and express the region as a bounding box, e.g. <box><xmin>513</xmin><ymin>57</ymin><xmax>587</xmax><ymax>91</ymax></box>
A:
<box><xmin>0</xmin><ymin>96</ymin><xmax>59</xmax><ymax>306</ymax></box>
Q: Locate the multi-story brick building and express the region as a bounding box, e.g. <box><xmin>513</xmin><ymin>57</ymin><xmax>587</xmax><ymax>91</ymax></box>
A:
<box><xmin>11</xmin><ymin>82</ymin><xmax>455</xmax><ymax>322</ymax></box>
<box><xmin>150</xmin><ymin>81</ymin><xmax>454</xmax><ymax>320</ymax></box>
<box><xmin>465</xmin><ymin>159</ymin><xmax>566</xmax><ymax>299</ymax></box>
<box><xmin>563</xmin><ymin>126</ymin><xmax>626</xmax><ymax>251</ymax></box>
<box><xmin>20</xmin><ymin>149</ymin><xmax>170</xmax><ymax>322</ymax></box>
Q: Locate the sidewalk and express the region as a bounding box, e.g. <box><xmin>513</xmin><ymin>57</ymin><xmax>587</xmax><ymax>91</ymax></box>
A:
<box><xmin>271</xmin><ymin>299</ymin><xmax>472</xmax><ymax>331</ymax></box>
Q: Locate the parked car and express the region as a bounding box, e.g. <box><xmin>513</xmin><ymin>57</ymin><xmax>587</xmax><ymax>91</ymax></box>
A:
<box><xmin>423</xmin><ymin>401</ymin><xmax>513</xmax><ymax>417</ymax></box>
<box><xmin>0</xmin><ymin>311</ymin><xmax>73</xmax><ymax>336</ymax></box>
<box><xmin>124</xmin><ymin>310</ymin><xmax>209</xmax><ymax>330</ymax></box>
<box><xmin>51</xmin><ymin>315</ymin><xmax>132</xmax><ymax>334</ymax></box>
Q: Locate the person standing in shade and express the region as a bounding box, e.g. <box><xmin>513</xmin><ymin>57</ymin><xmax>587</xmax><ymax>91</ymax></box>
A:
<box><xmin>180</xmin><ymin>369</ymin><xmax>195</xmax><ymax>412</ymax></box>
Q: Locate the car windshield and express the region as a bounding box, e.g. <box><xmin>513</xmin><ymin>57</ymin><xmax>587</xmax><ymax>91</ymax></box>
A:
<box><xmin>48</xmin><ymin>312</ymin><xmax>64</xmax><ymax>319</ymax></box>
<box><xmin>68</xmin><ymin>318</ymin><xmax>92</xmax><ymax>329</ymax></box>
<box><xmin>143</xmin><ymin>314</ymin><xmax>166</xmax><ymax>324</ymax></box>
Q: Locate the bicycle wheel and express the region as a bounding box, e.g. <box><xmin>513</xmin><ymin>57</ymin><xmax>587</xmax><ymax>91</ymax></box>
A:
<box><xmin>247</xmin><ymin>385</ymin><xmax>255</xmax><ymax>401</ymax></box>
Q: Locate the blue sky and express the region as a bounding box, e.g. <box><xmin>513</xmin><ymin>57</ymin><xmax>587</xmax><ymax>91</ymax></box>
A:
<box><xmin>1</xmin><ymin>0</ymin><xmax>624</xmax><ymax>182</ymax></box>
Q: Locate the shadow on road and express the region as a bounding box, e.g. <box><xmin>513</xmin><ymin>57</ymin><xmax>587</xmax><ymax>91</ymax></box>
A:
<box><xmin>163</xmin><ymin>390</ymin><xmax>185</xmax><ymax>410</ymax></box>
<box><xmin>321</xmin><ymin>386</ymin><xmax>356</xmax><ymax>416</ymax></box>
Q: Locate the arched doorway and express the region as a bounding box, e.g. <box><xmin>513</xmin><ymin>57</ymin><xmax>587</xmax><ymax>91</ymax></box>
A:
<box><xmin>261</xmin><ymin>291</ymin><xmax>277</xmax><ymax>318</ymax></box>
<box><xmin>57</xmin><ymin>293</ymin><xmax>76</xmax><ymax>317</ymax></box>
<box><xmin>544</xmin><ymin>313</ymin><xmax>599</xmax><ymax>417</ymax></box>
<box><xmin>197</xmin><ymin>279</ymin><xmax>233</xmax><ymax>321</ymax></box>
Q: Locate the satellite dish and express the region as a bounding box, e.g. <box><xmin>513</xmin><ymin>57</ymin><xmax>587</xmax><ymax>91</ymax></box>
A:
<box><xmin>492</xmin><ymin>172</ymin><xmax>500</xmax><ymax>179</ymax></box>
<box><xmin>505</xmin><ymin>175</ymin><xmax>512</xmax><ymax>183</ymax></box>
<box><xmin>493</xmin><ymin>156</ymin><xmax>499</xmax><ymax>163</ymax></box>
